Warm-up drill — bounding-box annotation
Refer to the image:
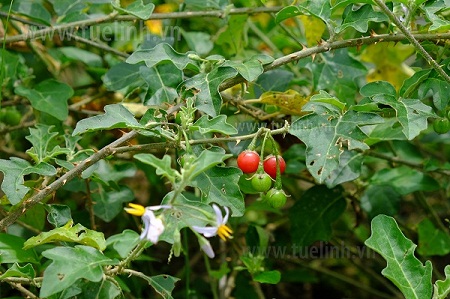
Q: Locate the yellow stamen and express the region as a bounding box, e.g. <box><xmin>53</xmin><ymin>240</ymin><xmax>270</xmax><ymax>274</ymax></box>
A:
<box><xmin>217</xmin><ymin>225</ymin><xmax>233</xmax><ymax>241</ymax></box>
<box><xmin>124</xmin><ymin>203</ymin><xmax>146</xmax><ymax>216</ymax></box>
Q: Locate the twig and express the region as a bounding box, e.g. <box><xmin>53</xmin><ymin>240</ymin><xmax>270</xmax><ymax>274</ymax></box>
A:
<box><xmin>373</xmin><ymin>0</ymin><xmax>450</xmax><ymax>84</ymax></box>
<box><xmin>0</xmin><ymin>130</ymin><xmax>139</xmax><ymax>231</ymax></box>
<box><xmin>1</xmin><ymin>7</ymin><xmax>282</xmax><ymax>44</ymax></box>
<box><xmin>85</xmin><ymin>179</ymin><xmax>96</xmax><ymax>230</ymax></box>
<box><xmin>219</xmin><ymin>32</ymin><xmax>450</xmax><ymax>91</ymax></box>
<box><xmin>5</xmin><ymin>281</ymin><xmax>39</xmax><ymax>298</ymax></box>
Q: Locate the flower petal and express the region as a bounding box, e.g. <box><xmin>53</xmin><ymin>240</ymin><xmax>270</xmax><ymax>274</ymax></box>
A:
<box><xmin>222</xmin><ymin>206</ymin><xmax>230</xmax><ymax>225</ymax></box>
<box><xmin>148</xmin><ymin>205</ymin><xmax>172</xmax><ymax>211</ymax></box>
<box><xmin>192</xmin><ymin>226</ymin><xmax>218</xmax><ymax>237</ymax></box>
<box><xmin>199</xmin><ymin>237</ymin><xmax>215</xmax><ymax>258</ymax></box>
<box><xmin>212</xmin><ymin>204</ymin><xmax>223</xmax><ymax>225</ymax></box>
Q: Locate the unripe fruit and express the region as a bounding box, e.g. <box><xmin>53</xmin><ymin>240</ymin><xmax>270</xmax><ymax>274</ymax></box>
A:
<box><xmin>251</xmin><ymin>173</ymin><xmax>272</xmax><ymax>192</ymax></box>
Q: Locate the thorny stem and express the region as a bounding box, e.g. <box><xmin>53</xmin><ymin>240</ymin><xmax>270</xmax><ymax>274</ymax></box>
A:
<box><xmin>219</xmin><ymin>32</ymin><xmax>450</xmax><ymax>91</ymax></box>
<box><xmin>373</xmin><ymin>0</ymin><xmax>450</xmax><ymax>84</ymax></box>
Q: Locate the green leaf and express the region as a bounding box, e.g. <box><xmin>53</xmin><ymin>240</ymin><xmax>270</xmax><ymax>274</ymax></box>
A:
<box><xmin>223</xmin><ymin>57</ymin><xmax>266</xmax><ymax>82</ymax></box>
<box><xmin>15</xmin><ymin>80</ymin><xmax>74</xmax><ymax>121</ymax></box>
<box><xmin>134</xmin><ymin>154</ymin><xmax>180</xmax><ymax>185</ymax></box>
<box><xmin>48</xmin><ymin>0</ymin><xmax>88</xmax><ymax>21</ymax></box>
<box><xmin>181</xmin><ymin>31</ymin><xmax>213</xmax><ymax>56</ymax></box>
<box><xmin>93</xmin><ymin>186</ymin><xmax>134</xmax><ymax>222</ymax></box>
<box><xmin>127</xmin><ymin>43</ymin><xmax>197</xmax><ymax>71</ymax></box>
<box><xmin>106</xmin><ymin>230</ymin><xmax>140</xmax><ymax>259</ymax></box>
<box><xmin>253</xmin><ymin>270</ymin><xmax>281</xmax><ymax>284</ymax></box>
<box><xmin>77</xmin><ymin>279</ymin><xmax>122</xmax><ymax>299</ymax></box>
<box><xmin>190</xmin><ymin>166</ymin><xmax>245</xmax><ymax>217</ymax></box>
<box><xmin>10</xmin><ymin>0</ymin><xmax>52</xmax><ymax>25</ymax></box>
<box><xmin>59</xmin><ymin>47</ymin><xmax>103</xmax><ymax>67</ymax></box>
<box><xmin>140</xmin><ymin>274</ymin><xmax>180</xmax><ymax>299</ymax></box>
<box><xmin>215</xmin><ymin>15</ymin><xmax>248</xmax><ymax>56</ymax></box>
<box><xmin>423</xmin><ymin>1</ymin><xmax>450</xmax><ymax>31</ymax></box>
<box><xmin>400</xmin><ymin>69</ymin><xmax>431</xmax><ymax>98</ymax></box>
<box><xmin>159</xmin><ymin>192</ymin><xmax>214</xmax><ymax>243</ymax></box>
<box><xmin>24</xmin><ymin>222</ymin><xmax>106</xmax><ymax>251</ymax></box>
<box><xmin>297</xmin><ymin>0</ymin><xmax>331</xmax><ymax>25</ymax></box>
<box><xmin>365</xmin><ymin>215</ymin><xmax>433</xmax><ymax>299</ymax></box>
<box><xmin>0</xmin><ymin>263</ymin><xmax>35</xmax><ymax>280</ymax></box>
<box><xmin>369</xmin><ymin>166</ymin><xmax>440</xmax><ymax>195</ymax></box>
<box><xmin>418</xmin><ymin>219</ymin><xmax>450</xmax><ymax>256</ymax></box>
<box><xmin>111</xmin><ymin>0</ymin><xmax>154</xmax><ymax>20</ymax></box>
<box><xmin>0</xmin><ymin>157</ymin><xmax>57</xmax><ymax>205</ymax></box>
<box><xmin>324</xmin><ymin>151</ymin><xmax>364</xmax><ymax>187</ymax></box>
<box><xmin>360</xmin><ymin>184</ymin><xmax>401</xmax><ymax>218</ymax></box>
<box><xmin>40</xmin><ymin>245</ymin><xmax>116</xmax><ymax>298</ymax></box>
<box><xmin>25</xmin><ymin>124</ymin><xmax>69</xmax><ymax>163</ymax></box>
<box><xmin>305</xmin><ymin>49</ymin><xmax>367</xmax><ymax>103</ymax></box>
<box><xmin>289</xmin><ymin>97</ymin><xmax>383</xmax><ymax>183</ymax></box>
<box><xmin>275</xmin><ymin>5</ymin><xmax>303</xmax><ymax>23</ymax></box>
<box><xmin>372</xmin><ymin>94</ymin><xmax>435</xmax><ymax>139</ymax></box>
<box><xmin>140</xmin><ymin>64</ymin><xmax>182</xmax><ymax>105</ymax></box>
<box><xmin>20</xmin><ymin>204</ymin><xmax>46</xmax><ymax>232</ymax></box>
<box><xmin>433</xmin><ymin>266</ymin><xmax>450</xmax><ymax>299</ymax></box>
<box><xmin>72</xmin><ymin>104</ymin><xmax>144</xmax><ymax>135</ymax></box>
<box><xmin>0</xmin><ymin>234</ymin><xmax>38</xmax><ymax>264</ymax></box>
<box><xmin>254</xmin><ymin>69</ymin><xmax>294</xmax><ymax>96</ymax></box>
<box><xmin>191</xmin><ymin>115</ymin><xmax>238</xmax><ymax>135</ymax></box>
<box><xmin>336</xmin><ymin>4</ymin><xmax>388</xmax><ymax>33</ymax></box>
<box><xmin>103</xmin><ymin>62</ymin><xmax>144</xmax><ymax>94</ymax></box>
<box><xmin>289</xmin><ymin>185</ymin><xmax>346</xmax><ymax>246</ymax></box>
<box><xmin>185</xmin><ymin>66</ymin><xmax>238</xmax><ymax>116</ymax></box>
<box><xmin>360</xmin><ymin>81</ymin><xmax>397</xmax><ymax>98</ymax></box>
<box><xmin>45</xmin><ymin>204</ymin><xmax>73</xmax><ymax>228</ymax></box>
<box><xmin>418</xmin><ymin>78</ymin><xmax>450</xmax><ymax>111</ymax></box>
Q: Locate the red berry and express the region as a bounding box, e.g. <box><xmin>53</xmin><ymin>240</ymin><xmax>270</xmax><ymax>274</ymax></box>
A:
<box><xmin>237</xmin><ymin>150</ymin><xmax>260</xmax><ymax>173</ymax></box>
<box><xmin>263</xmin><ymin>155</ymin><xmax>286</xmax><ymax>179</ymax></box>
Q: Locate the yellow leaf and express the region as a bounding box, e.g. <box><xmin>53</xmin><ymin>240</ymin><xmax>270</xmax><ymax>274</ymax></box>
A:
<box><xmin>361</xmin><ymin>43</ymin><xmax>415</xmax><ymax>90</ymax></box>
<box><xmin>298</xmin><ymin>15</ymin><xmax>326</xmax><ymax>47</ymax></box>
<box><xmin>259</xmin><ymin>89</ymin><xmax>310</xmax><ymax>115</ymax></box>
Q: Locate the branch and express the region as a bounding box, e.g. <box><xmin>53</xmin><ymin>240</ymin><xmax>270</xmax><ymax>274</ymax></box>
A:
<box><xmin>219</xmin><ymin>32</ymin><xmax>450</xmax><ymax>91</ymax></box>
<box><xmin>0</xmin><ymin>130</ymin><xmax>138</xmax><ymax>230</ymax></box>
<box><xmin>1</xmin><ymin>7</ymin><xmax>281</xmax><ymax>44</ymax></box>
<box><xmin>373</xmin><ymin>0</ymin><xmax>450</xmax><ymax>84</ymax></box>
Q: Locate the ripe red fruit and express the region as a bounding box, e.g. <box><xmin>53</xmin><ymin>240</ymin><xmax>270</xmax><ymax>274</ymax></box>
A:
<box><xmin>263</xmin><ymin>155</ymin><xmax>286</xmax><ymax>179</ymax></box>
<box><xmin>237</xmin><ymin>150</ymin><xmax>260</xmax><ymax>173</ymax></box>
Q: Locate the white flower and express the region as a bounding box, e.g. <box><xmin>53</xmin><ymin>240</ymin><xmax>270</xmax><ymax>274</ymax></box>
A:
<box><xmin>193</xmin><ymin>204</ymin><xmax>233</xmax><ymax>241</ymax></box>
<box><xmin>124</xmin><ymin>203</ymin><xmax>171</xmax><ymax>244</ymax></box>
<box><xmin>198</xmin><ymin>236</ymin><xmax>215</xmax><ymax>258</ymax></box>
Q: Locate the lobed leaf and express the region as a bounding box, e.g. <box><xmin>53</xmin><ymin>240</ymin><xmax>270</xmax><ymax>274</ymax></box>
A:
<box><xmin>111</xmin><ymin>0</ymin><xmax>154</xmax><ymax>20</ymax></box>
<box><xmin>40</xmin><ymin>245</ymin><xmax>116</xmax><ymax>298</ymax></box>
<box><xmin>15</xmin><ymin>80</ymin><xmax>73</xmax><ymax>121</ymax></box>
<box><xmin>141</xmin><ymin>274</ymin><xmax>180</xmax><ymax>299</ymax></box>
<box><xmin>191</xmin><ymin>115</ymin><xmax>238</xmax><ymax>135</ymax></box>
<box><xmin>72</xmin><ymin>104</ymin><xmax>145</xmax><ymax>135</ymax></box>
<box><xmin>185</xmin><ymin>66</ymin><xmax>238</xmax><ymax>116</ymax></box>
<box><xmin>433</xmin><ymin>266</ymin><xmax>450</xmax><ymax>299</ymax></box>
<box><xmin>24</xmin><ymin>222</ymin><xmax>106</xmax><ymax>251</ymax></box>
<box><xmin>0</xmin><ymin>157</ymin><xmax>56</xmax><ymax>205</ymax></box>
<box><xmin>365</xmin><ymin>215</ymin><xmax>433</xmax><ymax>299</ymax></box>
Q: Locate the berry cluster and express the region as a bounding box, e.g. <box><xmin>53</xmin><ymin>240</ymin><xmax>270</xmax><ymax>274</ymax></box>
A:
<box><xmin>237</xmin><ymin>150</ymin><xmax>288</xmax><ymax>208</ymax></box>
